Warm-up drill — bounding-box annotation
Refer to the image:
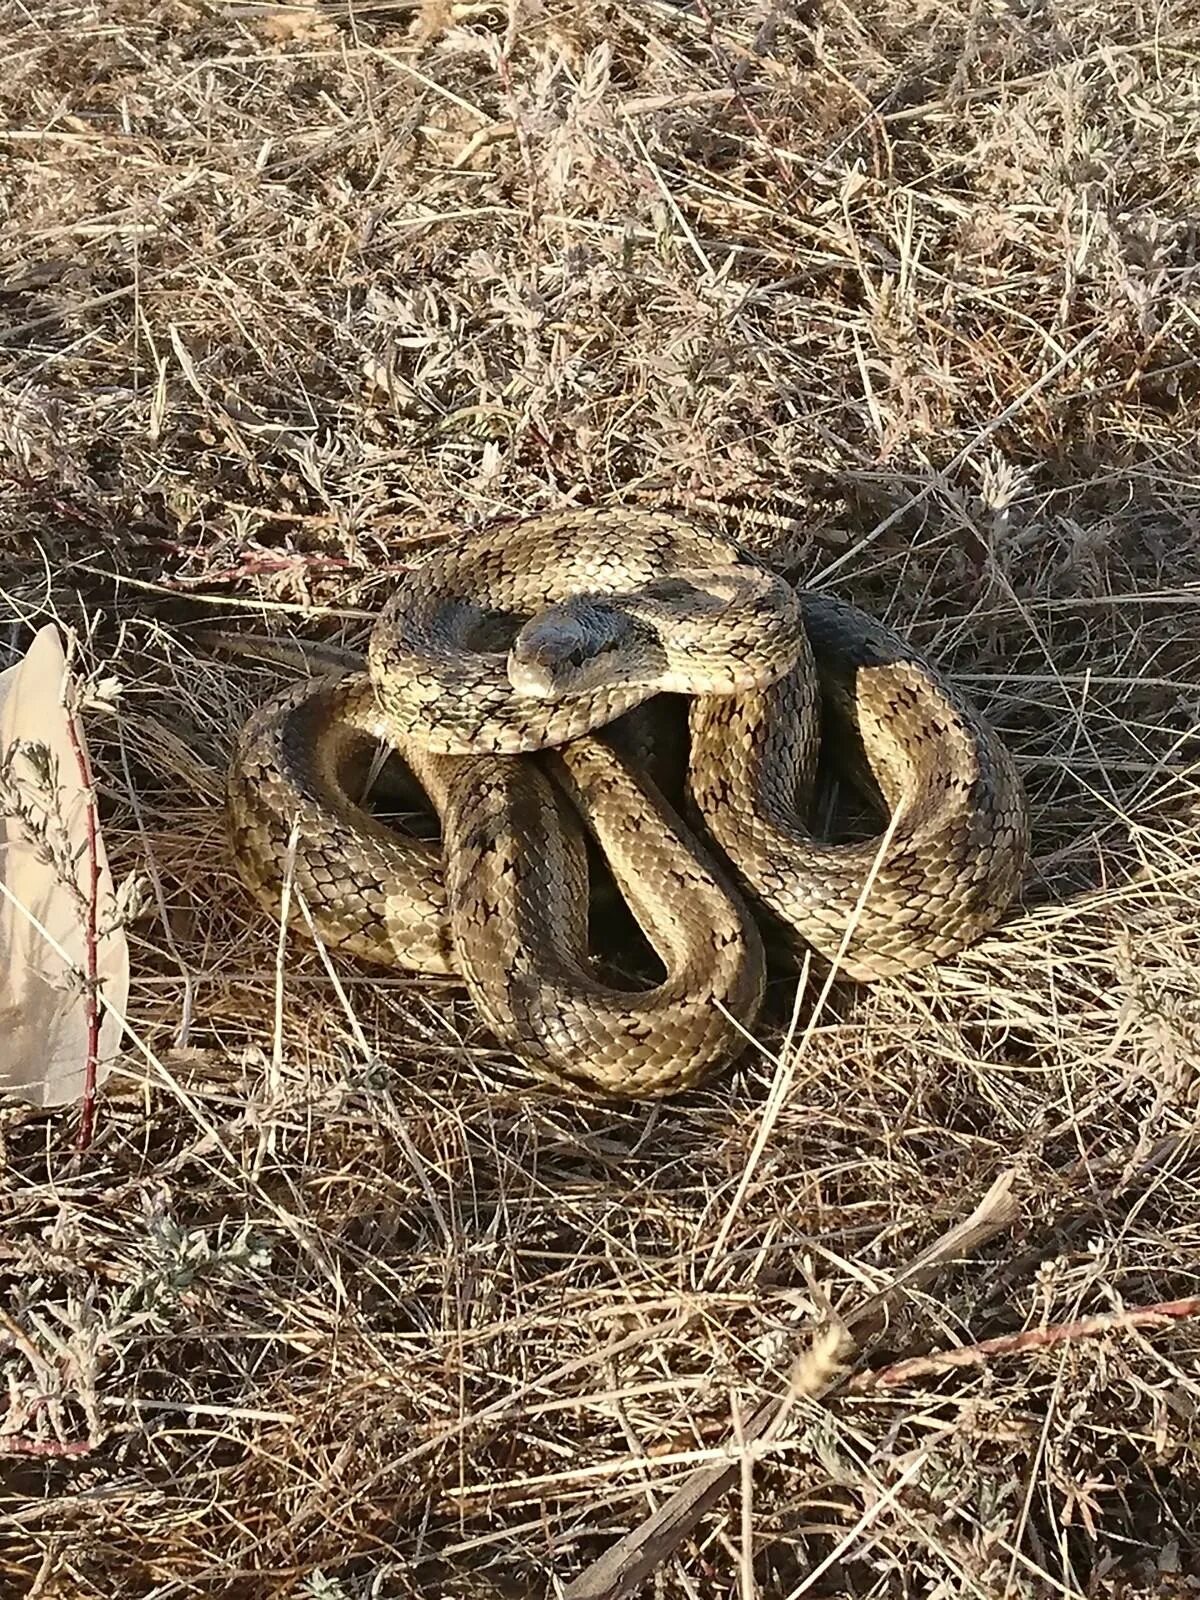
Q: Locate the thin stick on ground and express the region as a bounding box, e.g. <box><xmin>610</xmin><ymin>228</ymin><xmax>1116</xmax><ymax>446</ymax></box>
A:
<box><xmin>0</xmin><ymin>1435</ymin><xmax>95</xmax><ymax>1459</ymax></box>
<box><xmin>850</xmin><ymin>1294</ymin><xmax>1200</xmax><ymax>1393</ymax></box>
<box><xmin>61</xmin><ymin>641</ymin><xmax>102</xmax><ymax>1152</ymax></box>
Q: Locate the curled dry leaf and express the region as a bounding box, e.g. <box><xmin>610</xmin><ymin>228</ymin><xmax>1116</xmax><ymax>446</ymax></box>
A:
<box><xmin>0</xmin><ymin>624</ymin><xmax>128</xmax><ymax>1107</ymax></box>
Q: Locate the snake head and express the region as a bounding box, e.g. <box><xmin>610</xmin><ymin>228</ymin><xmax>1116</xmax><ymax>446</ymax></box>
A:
<box><xmin>508</xmin><ymin>599</ymin><xmax>647</xmax><ymax>701</ymax></box>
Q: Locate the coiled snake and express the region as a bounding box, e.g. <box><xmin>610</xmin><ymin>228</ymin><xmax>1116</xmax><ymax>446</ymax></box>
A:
<box><xmin>225</xmin><ymin>509</ymin><xmax>1029</xmax><ymax>1098</ymax></box>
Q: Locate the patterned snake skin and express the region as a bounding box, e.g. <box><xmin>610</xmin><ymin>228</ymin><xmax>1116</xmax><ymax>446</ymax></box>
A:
<box><xmin>224</xmin><ymin>509</ymin><xmax>1030</xmax><ymax>1098</ymax></box>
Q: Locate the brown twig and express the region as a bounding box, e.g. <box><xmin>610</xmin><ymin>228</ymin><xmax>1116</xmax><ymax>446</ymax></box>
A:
<box><xmin>159</xmin><ymin>546</ymin><xmax>363</xmax><ymax>588</ymax></box>
<box><xmin>849</xmin><ymin>1295</ymin><xmax>1200</xmax><ymax>1393</ymax></box>
<box><xmin>0</xmin><ymin>1434</ymin><xmax>96</xmax><ymax>1458</ymax></box>
<box><xmin>60</xmin><ymin>646</ymin><xmax>101</xmax><ymax>1152</ymax></box>
<box><xmin>690</xmin><ymin>0</ymin><xmax>799</xmax><ymax>198</ymax></box>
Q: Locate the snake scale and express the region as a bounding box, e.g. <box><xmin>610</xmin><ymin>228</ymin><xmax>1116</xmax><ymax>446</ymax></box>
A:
<box><xmin>225</xmin><ymin>508</ymin><xmax>1030</xmax><ymax>1098</ymax></box>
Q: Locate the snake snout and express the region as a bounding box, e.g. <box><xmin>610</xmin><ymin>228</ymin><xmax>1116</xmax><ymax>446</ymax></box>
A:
<box><xmin>507</xmin><ymin>617</ymin><xmax>586</xmax><ymax>699</ymax></box>
<box><xmin>508</xmin><ymin>602</ymin><xmax>630</xmax><ymax>700</ymax></box>
<box><xmin>506</xmin><ymin>653</ymin><xmax>558</xmax><ymax>699</ymax></box>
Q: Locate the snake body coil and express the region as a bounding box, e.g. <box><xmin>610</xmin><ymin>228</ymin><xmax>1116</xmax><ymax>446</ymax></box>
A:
<box><xmin>226</xmin><ymin>508</ymin><xmax>1029</xmax><ymax>1098</ymax></box>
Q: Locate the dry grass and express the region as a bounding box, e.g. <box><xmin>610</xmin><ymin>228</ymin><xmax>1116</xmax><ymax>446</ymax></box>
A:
<box><xmin>3</xmin><ymin>0</ymin><xmax>1200</xmax><ymax>1594</ymax></box>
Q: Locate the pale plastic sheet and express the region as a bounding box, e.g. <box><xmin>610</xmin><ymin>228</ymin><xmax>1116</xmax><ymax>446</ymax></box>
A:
<box><xmin>0</xmin><ymin>624</ymin><xmax>128</xmax><ymax>1106</ymax></box>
